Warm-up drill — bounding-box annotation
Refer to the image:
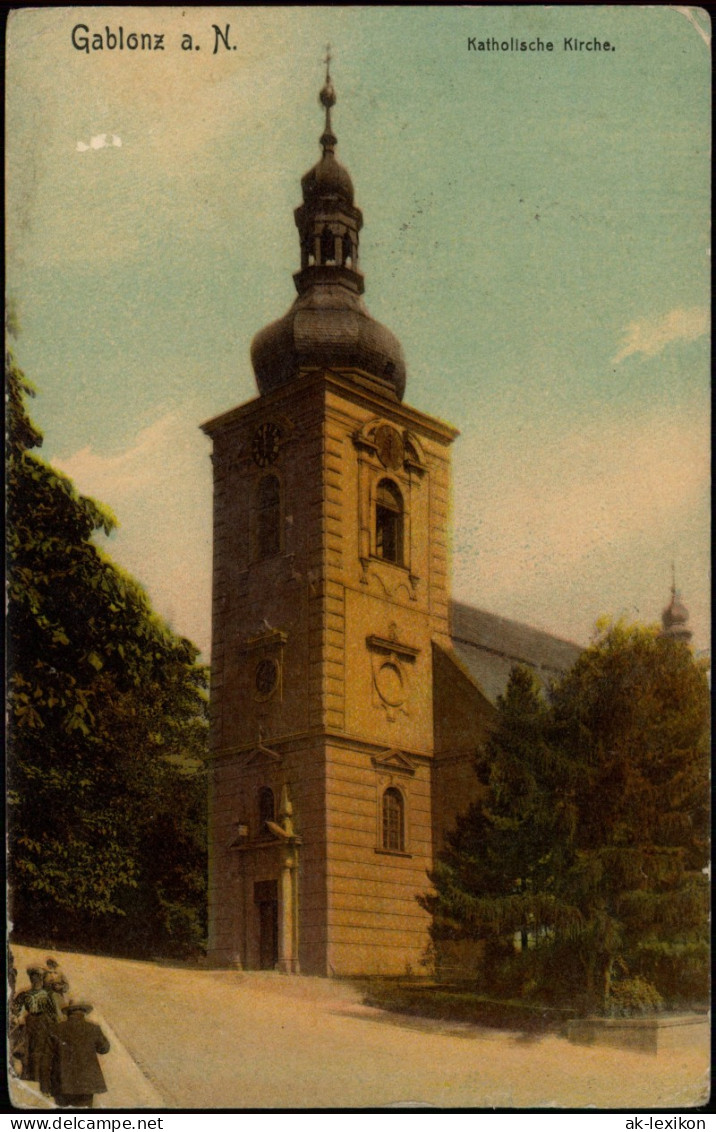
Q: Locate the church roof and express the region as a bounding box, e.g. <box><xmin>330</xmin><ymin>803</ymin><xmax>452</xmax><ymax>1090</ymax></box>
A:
<box><xmin>449</xmin><ymin>600</ymin><xmax>582</xmax><ymax>704</ymax></box>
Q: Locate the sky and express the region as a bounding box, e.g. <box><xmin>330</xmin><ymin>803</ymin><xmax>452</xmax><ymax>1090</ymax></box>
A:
<box><xmin>7</xmin><ymin>6</ymin><xmax>711</xmax><ymax>658</ymax></box>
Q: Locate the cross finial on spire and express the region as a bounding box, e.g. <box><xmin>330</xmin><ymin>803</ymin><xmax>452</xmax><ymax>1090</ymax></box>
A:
<box><xmin>671</xmin><ymin>560</ymin><xmax>676</xmax><ymax>597</ymax></box>
<box><xmin>319</xmin><ymin>47</ymin><xmax>337</xmax><ymax>155</ymax></box>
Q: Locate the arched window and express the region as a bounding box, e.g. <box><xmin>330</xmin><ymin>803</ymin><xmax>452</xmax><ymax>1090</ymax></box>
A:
<box><xmin>382</xmin><ymin>787</ymin><xmax>404</xmax><ymax>852</ymax></box>
<box><xmin>258</xmin><ymin>787</ymin><xmax>275</xmax><ymax>833</ymax></box>
<box><xmin>375</xmin><ymin>479</ymin><xmax>404</xmax><ymax>565</ymax></box>
<box><xmin>320</xmin><ymin>225</ymin><xmax>336</xmax><ymax>265</ymax></box>
<box><xmin>257</xmin><ymin>475</ymin><xmax>280</xmax><ymax>560</ymax></box>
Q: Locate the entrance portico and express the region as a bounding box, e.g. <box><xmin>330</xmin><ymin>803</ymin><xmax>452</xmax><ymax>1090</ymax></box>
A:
<box><xmin>230</xmin><ymin>783</ymin><xmax>301</xmax><ymax>973</ymax></box>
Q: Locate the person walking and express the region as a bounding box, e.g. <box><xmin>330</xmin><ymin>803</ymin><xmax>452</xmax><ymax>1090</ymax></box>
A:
<box><xmin>8</xmin><ymin>947</ymin><xmax>22</xmax><ymax>1076</ymax></box>
<box><xmin>8</xmin><ymin>945</ymin><xmax>17</xmax><ymax>995</ymax></box>
<box><xmin>50</xmin><ymin>1001</ymin><xmax>110</xmax><ymax>1109</ymax></box>
<box><xmin>11</xmin><ymin>966</ymin><xmax>60</xmax><ymax>1093</ymax></box>
<box><xmin>43</xmin><ymin>957</ymin><xmax>69</xmax><ymax>1015</ymax></box>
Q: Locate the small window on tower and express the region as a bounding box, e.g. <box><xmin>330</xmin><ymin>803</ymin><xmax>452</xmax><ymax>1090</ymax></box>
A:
<box><xmin>257</xmin><ymin>474</ymin><xmax>281</xmax><ymax>560</ymax></box>
<box><xmin>320</xmin><ymin>225</ymin><xmax>336</xmax><ymax>265</ymax></box>
<box><xmin>375</xmin><ymin>479</ymin><xmax>404</xmax><ymax>565</ymax></box>
<box><xmin>382</xmin><ymin>787</ymin><xmax>405</xmax><ymax>852</ymax></box>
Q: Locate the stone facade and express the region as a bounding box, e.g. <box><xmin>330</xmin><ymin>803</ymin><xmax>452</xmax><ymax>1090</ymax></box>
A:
<box><xmin>203</xmin><ymin>370</ymin><xmax>464</xmax><ymax>975</ymax></box>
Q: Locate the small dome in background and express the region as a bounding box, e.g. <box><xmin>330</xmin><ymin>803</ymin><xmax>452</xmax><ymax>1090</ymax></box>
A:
<box><xmin>660</xmin><ymin>572</ymin><xmax>693</xmax><ymax>643</ymax></box>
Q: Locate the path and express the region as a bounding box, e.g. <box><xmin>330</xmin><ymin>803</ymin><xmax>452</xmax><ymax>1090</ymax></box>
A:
<box><xmin>8</xmin><ymin>945</ymin><xmax>710</xmax><ymax>1110</ymax></box>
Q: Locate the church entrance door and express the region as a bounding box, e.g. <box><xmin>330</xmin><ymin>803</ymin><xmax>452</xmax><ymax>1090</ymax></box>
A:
<box><xmin>254</xmin><ymin>880</ymin><xmax>279</xmax><ymax>970</ymax></box>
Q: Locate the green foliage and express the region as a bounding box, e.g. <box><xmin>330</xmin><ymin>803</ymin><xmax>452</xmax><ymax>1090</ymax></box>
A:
<box><xmin>7</xmin><ymin>349</ymin><xmax>209</xmax><ymax>957</ymax></box>
<box><xmin>361</xmin><ymin>979</ymin><xmax>570</xmax><ymax>1033</ymax></box>
<box><xmin>422</xmin><ymin>621</ymin><xmax>710</xmax><ymax>1014</ymax></box>
<box><xmin>632</xmin><ymin>938</ymin><xmax>709</xmax><ymax>1004</ymax></box>
<box><xmin>606</xmin><ymin>976</ymin><xmax>663</xmax><ymax>1017</ymax></box>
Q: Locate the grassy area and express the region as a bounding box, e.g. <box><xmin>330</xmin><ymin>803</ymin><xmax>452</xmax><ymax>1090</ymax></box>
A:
<box><xmin>359</xmin><ymin>979</ymin><xmax>577</xmax><ymax>1034</ymax></box>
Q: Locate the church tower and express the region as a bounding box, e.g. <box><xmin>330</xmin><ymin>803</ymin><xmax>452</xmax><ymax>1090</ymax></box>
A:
<box><xmin>202</xmin><ymin>63</ymin><xmax>457</xmax><ymax>975</ymax></box>
<box><xmin>660</xmin><ymin>568</ymin><xmax>693</xmax><ymax>644</ymax></box>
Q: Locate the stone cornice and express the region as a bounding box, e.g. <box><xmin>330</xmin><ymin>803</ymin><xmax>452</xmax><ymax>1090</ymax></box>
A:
<box><xmin>200</xmin><ymin>367</ymin><xmax>459</xmax><ymax>445</ymax></box>
<box><xmin>209</xmin><ymin>727</ymin><xmax>433</xmax><ymax>764</ymax></box>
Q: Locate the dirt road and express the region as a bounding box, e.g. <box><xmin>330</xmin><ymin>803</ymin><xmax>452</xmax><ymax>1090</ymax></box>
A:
<box><xmin>9</xmin><ymin>945</ymin><xmax>710</xmax><ymax>1110</ymax></box>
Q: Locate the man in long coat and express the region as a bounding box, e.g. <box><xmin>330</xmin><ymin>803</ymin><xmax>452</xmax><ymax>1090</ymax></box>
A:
<box><xmin>50</xmin><ymin>1001</ymin><xmax>110</xmax><ymax>1109</ymax></box>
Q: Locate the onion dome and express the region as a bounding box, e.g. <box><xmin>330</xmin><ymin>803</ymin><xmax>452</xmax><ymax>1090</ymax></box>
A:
<box><xmin>251</xmin><ymin>58</ymin><xmax>406</xmax><ymax>401</ymax></box>
<box><xmin>660</xmin><ymin>572</ymin><xmax>693</xmax><ymax>643</ymax></box>
<box><xmin>300</xmin><ymin>154</ymin><xmax>355</xmax><ymax>206</ymax></box>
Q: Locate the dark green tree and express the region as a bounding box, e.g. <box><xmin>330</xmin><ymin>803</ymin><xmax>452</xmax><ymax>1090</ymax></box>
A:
<box><xmin>422</xmin><ymin>622</ymin><xmax>709</xmax><ymax>1013</ymax></box>
<box><xmin>420</xmin><ymin>666</ymin><xmax>583</xmax><ymax>997</ymax></box>
<box><xmin>7</xmin><ymin>348</ymin><xmax>209</xmax><ymax>956</ymax></box>
<box><xmin>550</xmin><ymin>619</ymin><xmax>710</xmax><ymax>1011</ymax></box>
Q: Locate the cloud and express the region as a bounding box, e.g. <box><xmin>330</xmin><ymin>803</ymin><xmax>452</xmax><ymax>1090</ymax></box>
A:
<box><xmin>456</xmin><ymin>409</ymin><xmax>708</xmax><ymax>582</ymax></box>
<box><xmin>54</xmin><ymin>413</ymin><xmax>180</xmax><ymax>495</ymax></box>
<box><xmin>452</xmin><ymin>404</ymin><xmax>710</xmax><ymax>647</ymax></box>
<box><xmin>53</xmin><ymin>409</ymin><xmax>213</xmax><ymax>655</ymax></box>
<box><xmin>613</xmin><ymin>307</ymin><xmax>708</xmax><ymax>364</ymax></box>
<box><xmin>76</xmin><ymin>134</ymin><xmax>122</xmax><ymax>152</ymax></box>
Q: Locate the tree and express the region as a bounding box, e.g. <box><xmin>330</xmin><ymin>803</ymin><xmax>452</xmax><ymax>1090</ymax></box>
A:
<box><xmin>420</xmin><ymin>666</ymin><xmax>583</xmax><ymax>997</ymax></box>
<box><xmin>421</xmin><ymin>622</ymin><xmax>710</xmax><ymax>1013</ymax></box>
<box><xmin>550</xmin><ymin>620</ymin><xmax>710</xmax><ymax>1010</ymax></box>
<box><xmin>7</xmin><ymin>348</ymin><xmax>209</xmax><ymax>956</ymax></box>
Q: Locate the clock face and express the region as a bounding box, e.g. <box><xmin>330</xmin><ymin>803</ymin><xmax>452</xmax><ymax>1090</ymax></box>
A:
<box><xmin>252</xmin><ymin>421</ymin><xmax>282</xmax><ymax>467</ymax></box>
<box><xmin>255</xmin><ymin>658</ymin><xmax>279</xmax><ymax>697</ymax></box>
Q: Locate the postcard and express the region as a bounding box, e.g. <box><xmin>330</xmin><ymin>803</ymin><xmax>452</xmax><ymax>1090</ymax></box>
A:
<box><xmin>6</xmin><ymin>5</ymin><xmax>710</xmax><ymax>1113</ymax></box>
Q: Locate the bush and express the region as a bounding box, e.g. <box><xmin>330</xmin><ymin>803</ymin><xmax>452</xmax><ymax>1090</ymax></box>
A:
<box><xmin>607</xmin><ymin>976</ymin><xmax>663</xmax><ymax>1017</ymax></box>
<box><xmin>632</xmin><ymin>940</ymin><xmax>710</xmax><ymax>1007</ymax></box>
<box><xmin>361</xmin><ymin>978</ymin><xmax>573</xmax><ymax>1033</ymax></box>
